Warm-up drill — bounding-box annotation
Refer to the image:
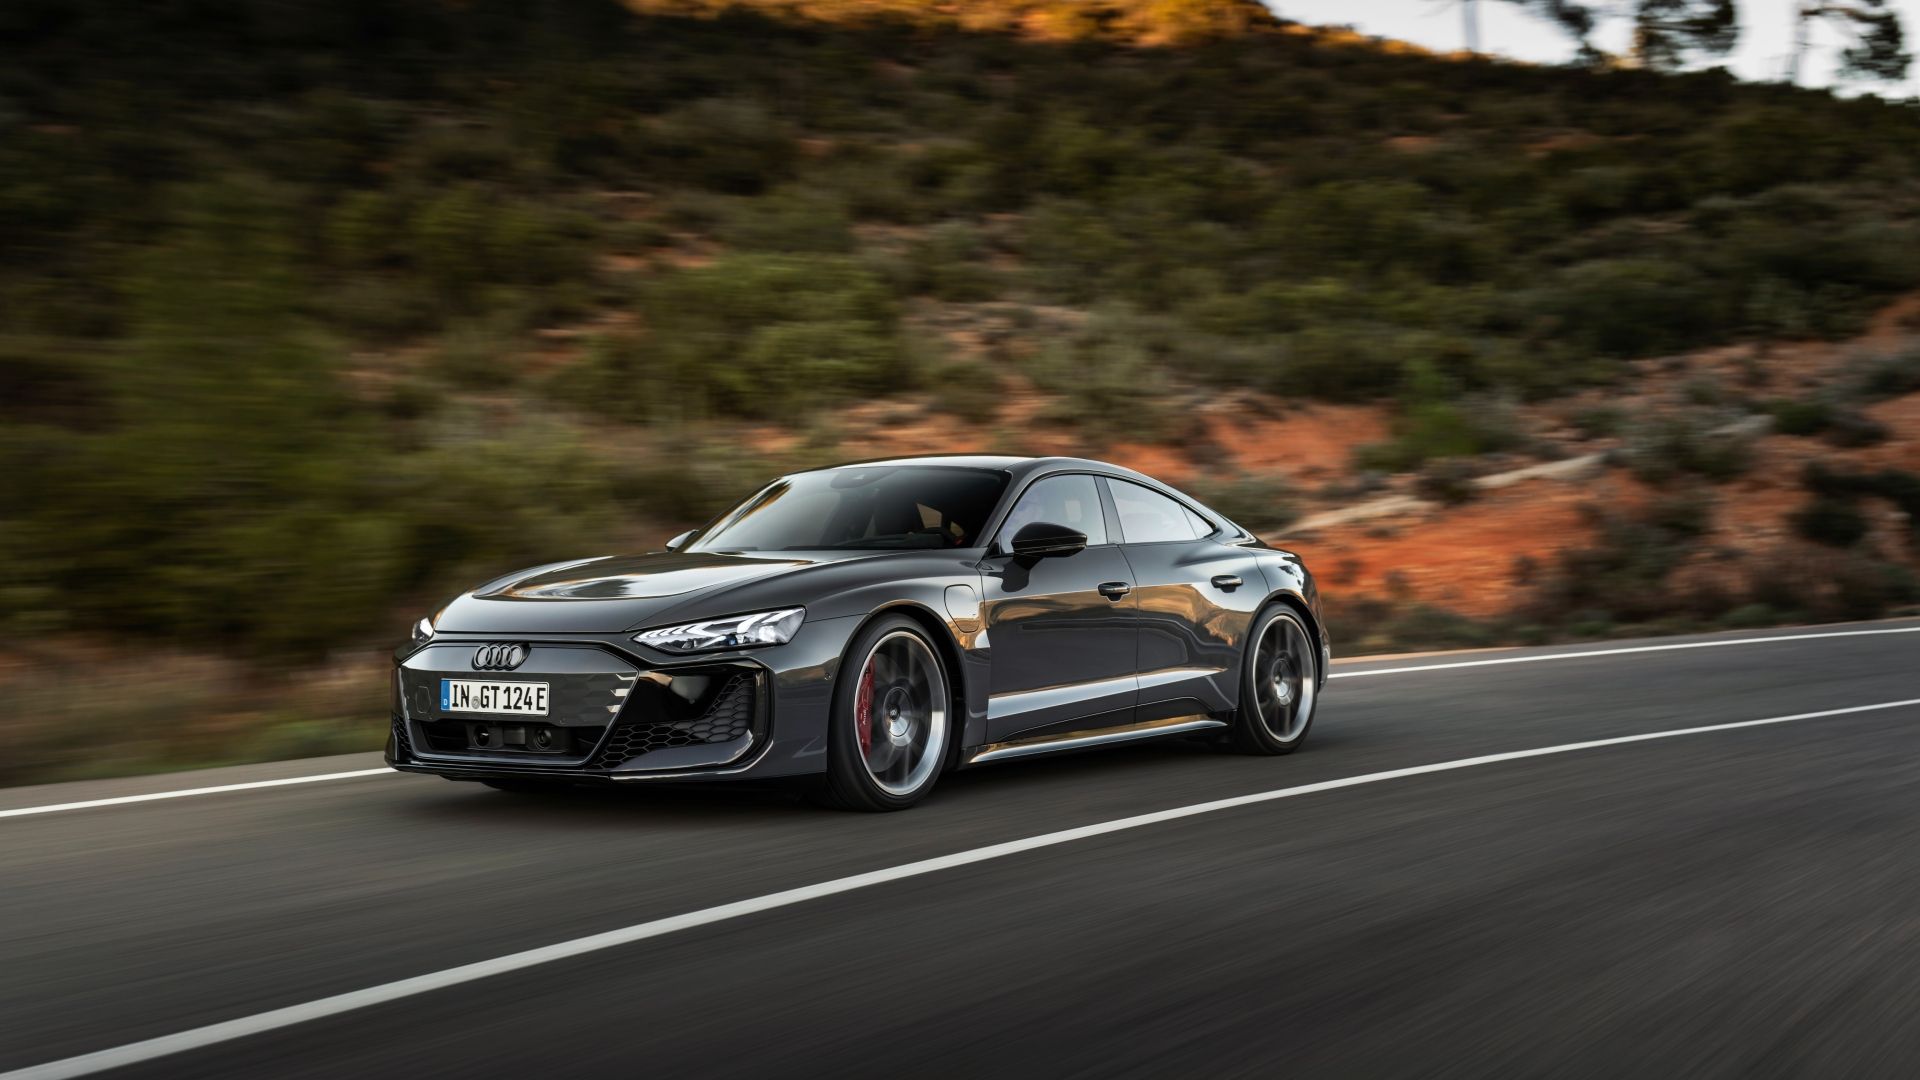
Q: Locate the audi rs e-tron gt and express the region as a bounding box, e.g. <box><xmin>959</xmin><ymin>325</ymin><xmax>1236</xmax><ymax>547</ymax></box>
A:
<box><xmin>389</xmin><ymin>456</ymin><xmax>1328</xmax><ymax>810</ymax></box>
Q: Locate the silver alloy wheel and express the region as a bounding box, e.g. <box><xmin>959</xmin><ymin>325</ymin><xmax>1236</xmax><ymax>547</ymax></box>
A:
<box><xmin>1251</xmin><ymin>612</ymin><xmax>1317</xmax><ymax>742</ymax></box>
<box><xmin>852</xmin><ymin>630</ymin><xmax>949</xmax><ymax>797</ymax></box>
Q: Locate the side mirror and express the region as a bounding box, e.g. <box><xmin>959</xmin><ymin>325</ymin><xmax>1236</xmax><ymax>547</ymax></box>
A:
<box><xmin>1009</xmin><ymin>521</ymin><xmax>1088</xmax><ymax>558</ymax></box>
<box><xmin>665</xmin><ymin>530</ymin><xmax>694</xmax><ymax>552</ymax></box>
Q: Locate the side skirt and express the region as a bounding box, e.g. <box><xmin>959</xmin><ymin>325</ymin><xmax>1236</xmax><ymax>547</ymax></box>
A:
<box><xmin>967</xmin><ymin>715</ymin><xmax>1226</xmax><ymax>765</ymax></box>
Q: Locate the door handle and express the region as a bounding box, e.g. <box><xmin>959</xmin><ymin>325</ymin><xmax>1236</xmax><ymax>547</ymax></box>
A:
<box><xmin>1097</xmin><ymin>581</ymin><xmax>1132</xmax><ymax>600</ymax></box>
<box><xmin>1211</xmin><ymin>575</ymin><xmax>1243</xmax><ymax>590</ymax></box>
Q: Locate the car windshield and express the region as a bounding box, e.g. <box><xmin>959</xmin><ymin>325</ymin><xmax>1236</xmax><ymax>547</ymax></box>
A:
<box><xmin>689</xmin><ymin>466</ymin><xmax>1010</xmax><ymax>552</ymax></box>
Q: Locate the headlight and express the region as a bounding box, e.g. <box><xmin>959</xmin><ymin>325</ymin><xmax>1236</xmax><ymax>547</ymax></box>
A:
<box><xmin>410</xmin><ymin>616</ymin><xmax>436</xmax><ymax>646</ymax></box>
<box><xmin>635</xmin><ymin>607</ymin><xmax>804</xmax><ymax>653</ymax></box>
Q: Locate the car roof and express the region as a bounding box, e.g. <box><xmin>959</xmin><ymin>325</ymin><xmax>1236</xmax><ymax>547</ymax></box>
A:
<box><xmin>821</xmin><ymin>454</ymin><xmax>1034</xmax><ymax>471</ymax></box>
<box><xmin>779</xmin><ymin>455</ymin><xmax>1253</xmax><ymax>542</ymax></box>
<box><xmin>816</xmin><ymin>454</ymin><xmax>1158</xmax><ymax>483</ymax></box>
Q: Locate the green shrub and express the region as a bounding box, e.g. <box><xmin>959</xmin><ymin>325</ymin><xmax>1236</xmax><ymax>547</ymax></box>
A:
<box><xmin>1570</xmin><ymin>404</ymin><xmax>1626</xmax><ymax>439</ymax></box>
<box><xmin>1827</xmin><ymin>553</ymin><xmax>1920</xmax><ymax>621</ymax></box>
<box><xmin>609</xmin><ymin>437</ymin><xmax>779</xmax><ymax>525</ymax></box>
<box><xmin>924</xmin><ymin>360</ymin><xmax>1004</xmax><ymax>424</ymax></box>
<box><xmin>428</xmin><ymin>320</ymin><xmax>522</xmax><ymax>389</ymax></box>
<box><xmin>641</xmin><ymin>99</ymin><xmax>797</xmax><ymax>195</ymax></box>
<box><xmin>1018</xmin><ymin>308</ymin><xmax>1182</xmax><ymax>438</ymax></box>
<box><xmin>1528</xmin><ymin>259</ymin><xmax>1721</xmax><ymax>358</ymax></box>
<box><xmin>1323</xmin><ymin>595</ymin><xmax>1506</xmax><ymax>655</ymax></box>
<box><xmin>1529</xmin><ymin>492</ymin><xmax>1718</xmax><ymax>624</ymax></box>
<box><xmin>1414</xmin><ymin>458</ymin><xmax>1482</xmax><ymax>506</ymax></box>
<box><xmin>1358</xmin><ymin>364</ymin><xmax>1522</xmax><ymax>471</ymax></box>
<box><xmin>1822</xmin><ymin>410</ymin><xmax>1889</xmax><ymax>448</ymax></box>
<box><xmin>1801</xmin><ymin>463</ymin><xmax>1920</xmax><ymax>547</ymax></box>
<box><xmin>561</xmin><ymin>255</ymin><xmax>912</xmax><ymax>421</ymax></box>
<box><xmin>1767</xmin><ymin>397</ymin><xmax>1834</xmax><ymax>436</ymax></box>
<box><xmin>1849</xmin><ymin>348</ymin><xmax>1920</xmax><ymax>400</ymax></box>
<box><xmin>1791</xmin><ymin>496</ymin><xmax>1868</xmax><ymax>548</ymax></box>
<box><xmin>1623</xmin><ymin>415</ymin><xmax>1753</xmax><ymax>485</ymax></box>
<box><xmin>901</xmin><ymin>223</ymin><xmax>1001</xmax><ymax>301</ymax></box>
<box><xmin>714</xmin><ymin>187</ymin><xmax>856</xmax><ymax>253</ymax></box>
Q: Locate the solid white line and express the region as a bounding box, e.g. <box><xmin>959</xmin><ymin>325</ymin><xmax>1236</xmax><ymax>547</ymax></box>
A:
<box><xmin>4</xmin><ymin>624</ymin><xmax>1914</xmax><ymax>820</ymax></box>
<box><xmin>0</xmin><ymin>769</ymin><xmax>395</xmax><ymax>820</ymax></box>
<box><xmin>1330</xmin><ymin>625</ymin><xmax>1920</xmax><ymax>679</ymax></box>
<box><xmin>9</xmin><ymin>695</ymin><xmax>1918</xmax><ymax>1080</ymax></box>
<box><xmin>4</xmin><ymin>623</ymin><xmax>1914</xmax><ymax>820</ymax></box>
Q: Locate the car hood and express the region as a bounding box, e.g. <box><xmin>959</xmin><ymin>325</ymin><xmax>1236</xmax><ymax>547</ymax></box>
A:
<box><xmin>435</xmin><ymin>550</ymin><xmax>843</xmax><ymax>635</ymax></box>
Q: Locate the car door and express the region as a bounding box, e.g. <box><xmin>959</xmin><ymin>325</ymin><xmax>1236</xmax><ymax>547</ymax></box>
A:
<box><xmin>1104</xmin><ymin>477</ymin><xmax>1265</xmax><ymax>724</ymax></box>
<box><xmin>979</xmin><ymin>473</ymin><xmax>1138</xmax><ymax>743</ymax></box>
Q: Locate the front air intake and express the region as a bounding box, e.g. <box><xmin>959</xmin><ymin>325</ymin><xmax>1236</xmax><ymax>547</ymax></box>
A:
<box><xmin>594</xmin><ymin>671</ymin><xmax>760</xmax><ymax>769</ymax></box>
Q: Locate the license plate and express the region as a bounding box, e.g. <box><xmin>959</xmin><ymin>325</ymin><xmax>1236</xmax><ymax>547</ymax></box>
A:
<box><xmin>440</xmin><ymin>679</ymin><xmax>549</xmax><ymax>716</ymax></box>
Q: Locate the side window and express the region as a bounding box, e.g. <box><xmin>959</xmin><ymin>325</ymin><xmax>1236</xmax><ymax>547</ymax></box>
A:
<box><xmin>1183</xmin><ymin>507</ymin><xmax>1216</xmax><ymax>538</ymax></box>
<box><xmin>1110</xmin><ymin>479</ymin><xmax>1201</xmax><ymax>544</ymax></box>
<box><xmin>1000</xmin><ymin>475</ymin><xmax>1108</xmax><ymax>546</ymax></box>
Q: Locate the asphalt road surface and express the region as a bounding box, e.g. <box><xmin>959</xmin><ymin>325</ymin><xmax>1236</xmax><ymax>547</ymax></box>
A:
<box><xmin>4</xmin><ymin>619</ymin><xmax>1920</xmax><ymax>1078</ymax></box>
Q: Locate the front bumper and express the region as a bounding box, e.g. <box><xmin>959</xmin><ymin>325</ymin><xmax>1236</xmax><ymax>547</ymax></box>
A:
<box><xmin>387</xmin><ymin>616</ymin><xmax>858</xmax><ymax>783</ymax></box>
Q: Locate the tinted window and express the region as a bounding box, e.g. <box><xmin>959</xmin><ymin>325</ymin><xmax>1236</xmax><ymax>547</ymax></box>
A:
<box><xmin>691</xmin><ymin>467</ymin><xmax>1008</xmax><ymax>551</ymax></box>
<box><xmin>1110</xmin><ymin>479</ymin><xmax>1202</xmax><ymax>544</ymax></box>
<box><xmin>1000</xmin><ymin>474</ymin><xmax>1107</xmax><ymax>546</ymax></box>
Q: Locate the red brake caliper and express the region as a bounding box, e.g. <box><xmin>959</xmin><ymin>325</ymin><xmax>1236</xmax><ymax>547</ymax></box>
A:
<box><xmin>854</xmin><ymin>661</ymin><xmax>876</xmax><ymax>754</ymax></box>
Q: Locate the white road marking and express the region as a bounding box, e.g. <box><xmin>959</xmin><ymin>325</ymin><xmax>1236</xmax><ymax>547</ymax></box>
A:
<box><xmin>0</xmin><ymin>769</ymin><xmax>394</xmax><ymax>820</ymax></box>
<box><xmin>9</xmin><ymin>695</ymin><xmax>1918</xmax><ymax>1080</ymax></box>
<box><xmin>1330</xmin><ymin>625</ymin><xmax>1920</xmax><ymax>679</ymax></box>
<box><xmin>3</xmin><ymin>621</ymin><xmax>1914</xmax><ymax>820</ymax></box>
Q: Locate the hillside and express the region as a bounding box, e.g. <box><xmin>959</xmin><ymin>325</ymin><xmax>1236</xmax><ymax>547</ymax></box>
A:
<box><xmin>5</xmin><ymin>0</ymin><xmax>1920</xmax><ymax>780</ymax></box>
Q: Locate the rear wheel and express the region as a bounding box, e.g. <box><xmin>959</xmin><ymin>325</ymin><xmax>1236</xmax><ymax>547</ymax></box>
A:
<box><xmin>815</xmin><ymin>616</ymin><xmax>952</xmax><ymax>812</ymax></box>
<box><xmin>1230</xmin><ymin>605</ymin><xmax>1319</xmax><ymax>755</ymax></box>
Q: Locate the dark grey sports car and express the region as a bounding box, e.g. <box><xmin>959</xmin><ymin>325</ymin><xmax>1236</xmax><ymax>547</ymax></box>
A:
<box><xmin>389</xmin><ymin>456</ymin><xmax>1327</xmax><ymax>810</ymax></box>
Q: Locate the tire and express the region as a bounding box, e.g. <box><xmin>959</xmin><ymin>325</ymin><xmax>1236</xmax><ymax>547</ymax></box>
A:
<box><xmin>814</xmin><ymin>615</ymin><xmax>954</xmax><ymax>812</ymax></box>
<box><xmin>481</xmin><ymin>779</ymin><xmax>568</xmax><ymax>794</ymax></box>
<box><xmin>1230</xmin><ymin>605</ymin><xmax>1320</xmax><ymax>755</ymax></box>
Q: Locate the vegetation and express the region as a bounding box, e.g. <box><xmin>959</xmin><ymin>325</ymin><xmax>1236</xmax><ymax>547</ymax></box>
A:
<box><xmin>1792</xmin><ymin>496</ymin><xmax>1871</xmax><ymax>548</ymax></box>
<box><xmin>1803</xmin><ymin>463</ymin><xmax>1920</xmax><ymax>548</ymax></box>
<box><xmin>6</xmin><ymin>0</ymin><xmax>1920</xmax><ymax>777</ymax></box>
<box><xmin>1620</xmin><ymin>414</ymin><xmax>1755</xmax><ymax>484</ymax></box>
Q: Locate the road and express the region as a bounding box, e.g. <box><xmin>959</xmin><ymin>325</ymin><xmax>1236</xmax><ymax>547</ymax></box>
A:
<box><xmin>3</xmin><ymin>620</ymin><xmax>1919</xmax><ymax>1078</ymax></box>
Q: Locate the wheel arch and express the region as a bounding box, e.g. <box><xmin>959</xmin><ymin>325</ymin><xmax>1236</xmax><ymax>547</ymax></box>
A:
<box><xmin>1256</xmin><ymin>589</ymin><xmax>1328</xmax><ymax>689</ymax></box>
<box><xmin>854</xmin><ymin>600</ymin><xmax>973</xmax><ymax>768</ymax></box>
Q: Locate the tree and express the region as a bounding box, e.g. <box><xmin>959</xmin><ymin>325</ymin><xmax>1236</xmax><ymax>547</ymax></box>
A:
<box><xmin>1502</xmin><ymin>0</ymin><xmax>1737</xmax><ymax>69</ymax></box>
<box><xmin>1511</xmin><ymin>0</ymin><xmax>1600</xmax><ymax>56</ymax></box>
<box><xmin>1789</xmin><ymin>2</ymin><xmax>1911</xmax><ymax>84</ymax></box>
<box><xmin>1444</xmin><ymin>1</ymin><xmax>1598</xmax><ymax>57</ymax></box>
<box><xmin>1632</xmin><ymin>0</ymin><xmax>1738</xmax><ymax>71</ymax></box>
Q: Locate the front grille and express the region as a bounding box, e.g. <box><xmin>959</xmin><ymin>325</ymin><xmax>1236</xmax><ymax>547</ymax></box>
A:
<box><xmin>595</xmin><ymin>672</ymin><xmax>757</xmax><ymax>769</ymax></box>
<box><xmin>396</xmin><ymin>643</ymin><xmax>636</xmax><ymax>765</ymax></box>
<box><xmin>397</xmin><ymin>668</ymin><xmax>632</xmax><ymax>729</ymax></box>
<box><xmin>397</xmin><ymin>644</ymin><xmax>761</xmax><ymax>772</ymax></box>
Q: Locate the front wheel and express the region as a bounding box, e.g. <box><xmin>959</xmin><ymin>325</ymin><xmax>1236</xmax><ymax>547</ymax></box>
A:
<box><xmin>815</xmin><ymin>616</ymin><xmax>953</xmax><ymax>812</ymax></box>
<box><xmin>1230</xmin><ymin>605</ymin><xmax>1320</xmax><ymax>755</ymax></box>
